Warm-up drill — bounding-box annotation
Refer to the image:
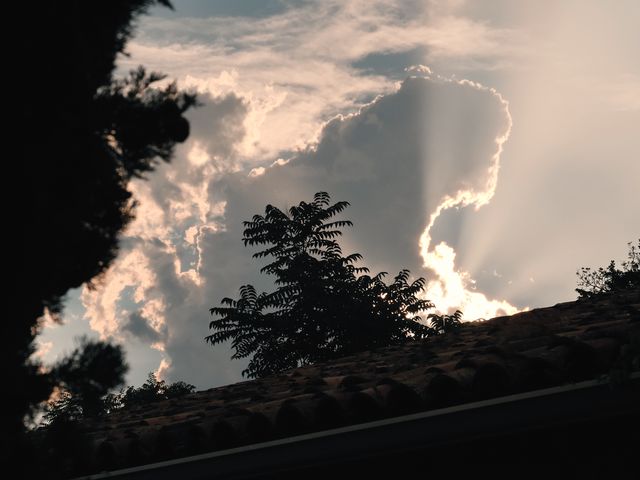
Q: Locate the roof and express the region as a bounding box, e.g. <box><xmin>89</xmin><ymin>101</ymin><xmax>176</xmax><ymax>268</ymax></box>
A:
<box><xmin>77</xmin><ymin>289</ymin><xmax>639</xmax><ymax>476</ymax></box>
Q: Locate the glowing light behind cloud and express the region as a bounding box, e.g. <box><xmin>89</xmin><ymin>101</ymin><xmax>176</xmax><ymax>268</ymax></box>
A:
<box><xmin>440</xmin><ymin>0</ymin><xmax>640</xmax><ymax>308</ymax></box>
<box><xmin>155</xmin><ymin>358</ymin><xmax>171</xmax><ymax>381</ymax></box>
<box><xmin>418</xmin><ymin>75</ymin><xmax>520</xmax><ymax>319</ymax></box>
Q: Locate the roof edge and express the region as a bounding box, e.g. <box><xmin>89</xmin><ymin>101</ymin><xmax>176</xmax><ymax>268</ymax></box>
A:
<box><xmin>75</xmin><ymin>372</ymin><xmax>640</xmax><ymax>479</ymax></box>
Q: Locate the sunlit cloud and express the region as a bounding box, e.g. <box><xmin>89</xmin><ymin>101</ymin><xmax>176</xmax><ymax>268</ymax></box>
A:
<box><xmin>417</xmin><ymin>75</ymin><xmax>520</xmax><ymax>319</ymax></box>
<box><xmin>81</xmin><ymin>249</ymin><xmax>158</xmax><ymax>339</ymax></box>
<box><xmin>422</xmin><ymin>242</ymin><xmax>520</xmax><ymax>319</ymax></box>
<box><xmin>32</xmin><ymin>341</ymin><xmax>54</xmax><ymax>361</ymax></box>
<box><xmin>121</xmin><ymin>0</ymin><xmax>523</xmax><ymax>164</ymax></box>
<box><xmin>155</xmin><ymin>358</ymin><xmax>171</xmax><ymax>381</ymax></box>
<box><xmin>76</xmin><ymin>70</ymin><xmax>522</xmax><ymax>385</ymax></box>
<box><xmin>39</xmin><ymin>0</ymin><xmax>638</xmax><ymax>389</ymax></box>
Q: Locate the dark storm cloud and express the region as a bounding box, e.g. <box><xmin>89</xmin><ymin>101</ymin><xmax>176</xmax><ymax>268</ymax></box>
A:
<box><xmin>123</xmin><ymin>311</ymin><xmax>163</xmax><ymax>343</ymax></box>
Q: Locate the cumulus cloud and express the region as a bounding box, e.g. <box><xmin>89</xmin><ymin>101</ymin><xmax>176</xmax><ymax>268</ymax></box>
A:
<box><xmin>79</xmin><ymin>73</ymin><xmax>518</xmax><ymax>388</ymax></box>
<box><xmin>39</xmin><ymin>0</ymin><xmax>640</xmax><ymax>391</ymax></box>
<box><xmin>202</xmin><ymin>75</ymin><xmax>518</xmax><ymax>323</ymax></box>
<box><xmin>119</xmin><ymin>0</ymin><xmax>523</xmax><ymax>164</ymax></box>
<box><xmin>32</xmin><ymin>341</ymin><xmax>54</xmax><ymax>361</ymax></box>
<box><xmin>79</xmin><ymin>92</ymin><xmax>252</xmax><ymax>386</ymax></box>
<box><xmin>52</xmin><ymin>0</ymin><xmax>530</xmax><ymax>388</ymax></box>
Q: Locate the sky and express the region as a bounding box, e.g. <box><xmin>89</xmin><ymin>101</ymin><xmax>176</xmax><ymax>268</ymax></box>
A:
<box><xmin>37</xmin><ymin>0</ymin><xmax>639</xmax><ymax>390</ymax></box>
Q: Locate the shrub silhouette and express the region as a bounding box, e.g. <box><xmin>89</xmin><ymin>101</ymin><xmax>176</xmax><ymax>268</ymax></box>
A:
<box><xmin>428</xmin><ymin>310</ymin><xmax>464</xmax><ymax>335</ymax></box>
<box><xmin>43</xmin><ymin>371</ymin><xmax>195</xmax><ymax>426</ymax></box>
<box><xmin>38</xmin><ymin>371</ymin><xmax>194</xmax><ymax>478</ymax></box>
<box><xmin>115</xmin><ymin>372</ymin><xmax>196</xmax><ymax>408</ymax></box>
<box><xmin>206</xmin><ymin>192</ymin><xmax>434</xmax><ymax>378</ymax></box>
<box><xmin>576</xmin><ymin>239</ymin><xmax>639</xmax><ymax>298</ymax></box>
<box><xmin>50</xmin><ymin>337</ymin><xmax>129</xmax><ymax>419</ymax></box>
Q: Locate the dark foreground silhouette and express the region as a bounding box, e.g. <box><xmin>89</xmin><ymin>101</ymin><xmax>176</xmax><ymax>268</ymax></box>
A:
<box><xmin>9</xmin><ymin>0</ymin><xmax>195</xmax><ymax>470</ymax></box>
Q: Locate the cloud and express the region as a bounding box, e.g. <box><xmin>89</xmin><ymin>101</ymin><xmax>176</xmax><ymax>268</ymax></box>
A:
<box><xmin>40</xmin><ymin>0</ymin><xmax>640</xmax><ymax>392</ymax></box>
<box><xmin>204</xmin><ymin>74</ymin><xmax>518</xmax><ymax>314</ymax></box>
<box><xmin>79</xmin><ymin>92</ymin><xmax>251</xmax><ymax>387</ymax></box>
<box><xmin>196</xmin><ymin>74</ymin><xmax>518</xmax><ymax>384</ymax></box>
<box><xmin>79</xmin><ymin>73</ymin><xmax>518</xmax><ymax>388</ymax></box>
<box><xmin>119</xmin><ymin>0</ymin><xmax>523</xmax><ymax>164</ymax></box>
<box><xmin>122</xmin><ymin>311</ymin><xmax>164</xmax><ymax>343</ymax></box>
<box><xmin>33</xmin><ymin>341</ymin><xmax>54</xmax><ymax>361</ymax></box>
<box><xmin>72</xmin><ymin>0</ymin><xmax>531</xmax><ymax>388</ymax></box>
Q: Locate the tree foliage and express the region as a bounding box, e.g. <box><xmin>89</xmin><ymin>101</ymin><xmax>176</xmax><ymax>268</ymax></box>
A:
<box><xmin>43</xmin><ymin>371</ymin><xmax>195</xmax><ymax>426</ymax></box>
<box><xmin>428</xmin><ymin>310</ymin><xmax>464</xmax><ymax>335</ymax></box>
<box><xmin>51</xmin><ymin>337</ymin><xmax>128</xmax><ymax>418</ymax></box>
<box><xmin>207</xmin><ymin>192</ymin><xmax>434</xmax><ymax>378</ymax></box>
<box><xmin>576</xmin><ymin>240</ymin><xmax>640</xmax><ymax>298</ymax></box>
<box><xmin>116</xmin><ymin>372</ymin><xmax>196</xmax><ymax>408</ymax></box>
<box><xmin>10</xmin><ymin>0</ymin><xmax>196</xmax><ymax>447</ymax></box>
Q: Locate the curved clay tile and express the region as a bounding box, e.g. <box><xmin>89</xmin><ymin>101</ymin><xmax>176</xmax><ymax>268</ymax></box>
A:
<box><xmin>509</xmin><ymin>355</ymin><xmax>557</xmax><ymax>392</ymax></box>
<box><xmin>210</xmin><ymin>418</ymin><xmax>240</xmax><ymax>451</ymax></box>
<box><xmin>124</xmin><ymin>435</ymin><xmax>149</xmax><ymax>469</ymax></box>
<box><xmin>424</xmin><ymin>373</ymin><xmax>462</xmax><ymax>408</ymax></box>
<box><xmin>313</xmin><ymin>392</ymin><xmax>346</xmax><ymax>430</ymax></box>
<box><xmin>583</xmin><ymin>337</ymin><xmax>622</xmax><ymax>369</ymax></box>
<box><xmin>346</xmin><ymin>390</ymin><xmax>383</xmax><ymax>424</ymax></box>
<box><xmin>338</xmin><ymin>374</ymin><xmax>372</xmax><ymax>391</ymax></box>
<box><xmin>245</xmin><ymin>411</ymin><xmax>273</xmax><ymax>443</ymax></box>
<box><xmin>445</xmin><ymin>367</ymin><xmax>476</xmax><ymax>394</ymax></box>
<box><xmin>276</xmin><ymin>399</ymin><xmax>312</xmax><ymax>436</ymax></box>
<box><xmin>95</xmin><ymin>440</ymin><xmax>118</xmax><ymax>472</ymax></box>
<box><xmin>186</xmin><ymin>423</ymin><xmax>209</xmax><ymax>455</ymax></box>
<box><xmin>376</xmin><ymin>380</ymin><xmax>423</xmax><ymax>416</ymax></box>
<box><xmin>472</xmin><ymin>363</ymin><xmax>512</xmax><ymax>399</ymax></box>
<box><xmin>154</xmin><ymin>425</ymin><xmax>178</xmax><ymax>461</ymax></box>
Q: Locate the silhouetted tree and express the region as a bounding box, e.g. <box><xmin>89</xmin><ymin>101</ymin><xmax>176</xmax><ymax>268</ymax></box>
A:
<box><xmin>43</xmin><ymin>371</ymin><xmax>195</xmax><ymax>425</ymax></box>
<box><xmin>51</xmin><ymin>337</ymin><xmax>129</xmax><ymax>418</ymax></box>
<box><xmin>576</xmin><ymin>240</ymin><xmax>640</xmax><ymax>298</ymax></box>
<box><xmin>206</xmin><ymin>192</ymin><xmax>433</xmax><ymax>378</ymax></box>
<box><xmin>428</xmin><ymin>310</ymin><xmax>463</xmax><ymax>335</ymax></box>
<box><xmin>10</xmin><ymin>0</ymin><xmax>196</xmax><ymax>460</ymax></box>
<box><xmin>116</xmin><ymin>372</ymin><xmax>196</xmax><ymax>408</ymax></box>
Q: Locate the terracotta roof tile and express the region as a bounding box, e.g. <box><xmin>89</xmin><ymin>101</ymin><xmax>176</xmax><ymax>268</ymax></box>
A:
<box><xmin>71</xmin><ymin>289</ymin><xmax>639</xmax><ymax>475</ymax></box>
